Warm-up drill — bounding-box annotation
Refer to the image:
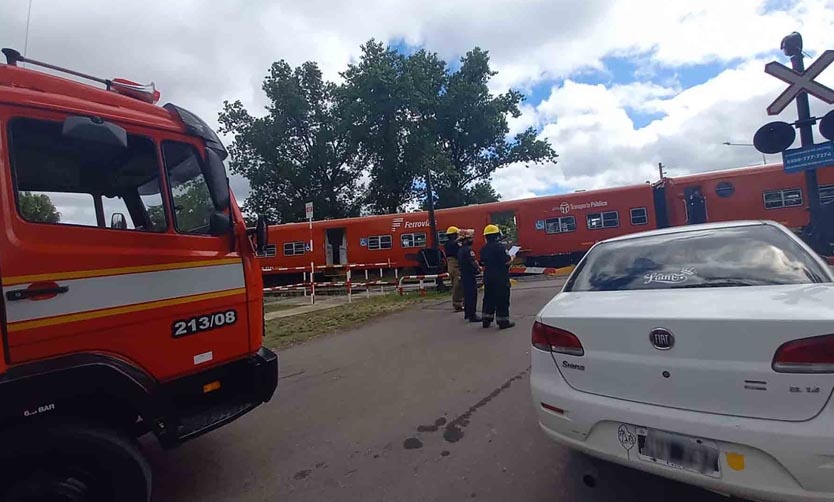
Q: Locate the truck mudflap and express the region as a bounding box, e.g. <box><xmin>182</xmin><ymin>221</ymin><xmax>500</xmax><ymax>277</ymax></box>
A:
<box><xmin>156</xmin><ymin>347</ymin><xmax>278</xmax><ymax>447</ymax></box>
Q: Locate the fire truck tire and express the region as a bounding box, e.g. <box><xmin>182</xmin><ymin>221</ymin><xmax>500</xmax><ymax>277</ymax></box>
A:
<box><xmin>0</xmin><ymin>423</ymin><xmax>152</xmax><ymax>502</ymax></box>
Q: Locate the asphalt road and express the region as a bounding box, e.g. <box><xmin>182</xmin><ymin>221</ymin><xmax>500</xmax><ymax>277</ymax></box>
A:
<box><xmin>148</xmin><ymin>278</ymin><xmax>729</xmax><ymax>502</ymax></box>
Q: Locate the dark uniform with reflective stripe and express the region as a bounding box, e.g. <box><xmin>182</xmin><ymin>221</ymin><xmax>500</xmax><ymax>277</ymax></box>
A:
<box><xmin>457</xmin><ymin>240</ymin><xmax>480</xmax><ymax>321</ymax></box>
<box><xmin>480</xmin><ymin>239</ymin><xmax>512</xmax><ymax>326</ymax></box>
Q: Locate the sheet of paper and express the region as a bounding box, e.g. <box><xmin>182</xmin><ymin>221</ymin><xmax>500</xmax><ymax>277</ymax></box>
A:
<box><xmin>508</xmin><ymin>245</ymin><xmax>520</xmax><ymax>258</ymax></box>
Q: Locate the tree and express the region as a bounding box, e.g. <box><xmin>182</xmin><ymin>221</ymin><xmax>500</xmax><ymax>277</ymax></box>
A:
<box><xmin>341</xmin><ymin>41</ymin><xmax>446</xmax><ymax>214</ymax></box>
<box><xmin>432</xmin><ymin>48</ymin><xmax>558</xmax><ymax>209</ymax></box>
<box><xmin>169</xmin><ymin>179</ymin><xmax>214</xmax><ymax>232</ymax></box>
<box><xmin>218</xmin><ymin>60</ymin><xmax>363</xmax><ymax>223</ymax></box>
<box><xmin>19</xmin><ymin>192</ymin><xmax>60</xmax><ymax>223</ymax></box>
<box><xmin>343</xmin><ymin>43</ymin><xmax>557</xmax><ymax>212</ymax></box>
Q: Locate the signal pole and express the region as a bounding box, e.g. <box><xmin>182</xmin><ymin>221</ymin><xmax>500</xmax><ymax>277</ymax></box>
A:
<box><xmin>784</xmin><ymin>35</ymin><xmax>822</xmax><ymax>224</ymax></box>
<box><xmin>426</xmin><ymin>168</ymin><xmax>438</xmax><ymax>250</ymax></box>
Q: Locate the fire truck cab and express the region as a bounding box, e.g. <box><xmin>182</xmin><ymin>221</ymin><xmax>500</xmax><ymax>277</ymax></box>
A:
<box><xmin>0</xmin><ymin>49</ymin><xmax>277</xmax><ymax>501</ymax></box>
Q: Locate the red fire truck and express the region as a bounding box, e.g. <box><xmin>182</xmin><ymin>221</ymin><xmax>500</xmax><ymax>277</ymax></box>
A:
<box><xmin>0</xmin><ymin>48</ymin><xmax>276</xmax><ymax>501</ymax></box>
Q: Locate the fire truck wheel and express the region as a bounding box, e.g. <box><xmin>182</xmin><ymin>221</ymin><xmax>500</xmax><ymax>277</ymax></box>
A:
<box><xmin>0</xmin><ymin>423</ymin><xmax>152</xmax><ymax>502</ymax></box>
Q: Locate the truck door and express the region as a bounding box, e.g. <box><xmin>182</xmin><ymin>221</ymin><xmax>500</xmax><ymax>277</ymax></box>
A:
<box><xmin>0</xmin><ymin>116</ymin><xmax>249</xmax><ymax>380</ymax></box>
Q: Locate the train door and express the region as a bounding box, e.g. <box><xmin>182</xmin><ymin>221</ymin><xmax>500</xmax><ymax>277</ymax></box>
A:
<box><xmin>684</xmin><ymin>186</ymin><xmax>708</xmax><ymax>224</ymax></box>
<box><xmin>490</xmin><ymin>210</ymin><xmax>518</xmax><ymax>243</ymax></box>
<box><xmin>326</xmin><ymin>228</ymin><xmax>347</xmax><ymax>266</ymax></box>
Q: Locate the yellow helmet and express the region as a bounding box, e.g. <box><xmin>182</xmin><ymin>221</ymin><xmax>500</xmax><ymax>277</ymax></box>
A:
<box><xmin>446</xmin><ymin>225</ymin><xmax>460</xmax><ymax>235</ymax></box>
<box><xmin>483</xmin><ymin>224</ymin><xmax>501</xmax><ymax>236</ymax></box>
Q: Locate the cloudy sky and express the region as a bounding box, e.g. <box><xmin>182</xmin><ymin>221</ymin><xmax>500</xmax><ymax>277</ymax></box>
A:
<box><xmin>4</xmin><ymin>0</ymin><xmax>834</xmax><ymax>206</ymax></box>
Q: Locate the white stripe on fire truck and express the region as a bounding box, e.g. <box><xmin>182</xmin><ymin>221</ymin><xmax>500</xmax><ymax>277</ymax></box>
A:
<box><xmin>3</xmin><ymin>262</ymin><xmax>245</xmax><ymax>324</ymax></box>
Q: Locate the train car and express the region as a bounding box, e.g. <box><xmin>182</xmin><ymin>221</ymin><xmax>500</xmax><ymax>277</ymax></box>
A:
<box><xmin>661</xmin><ymin>163</ymin><xmax>834</xmax><ymax>230</ymax></box>
<box><xmin>511</xmin><ymin>184</ymin><xmax>656</xmax><ymax>267</ymax></box>
<box><xmin>260</xmin><ymin>162</ymin><xmax>834</xmax><ymax>278</ymax></box>
<box><xmin>261</xmin><ymin>202</ymin><xmax>501</xmax><ymax>279</ymax></box>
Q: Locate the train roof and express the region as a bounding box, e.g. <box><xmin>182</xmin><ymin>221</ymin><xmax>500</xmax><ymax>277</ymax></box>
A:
<box><xmin>271</xmin><ymin>183</ymin><xmax>653</xmax><ymax>229</ymax></box>
<box><xmin>665</xmin><ymin>163</ymin><xmax>786</xmax><ymax>183</ymax></box>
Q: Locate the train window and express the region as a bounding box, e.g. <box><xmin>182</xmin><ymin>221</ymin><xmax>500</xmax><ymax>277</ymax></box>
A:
<box><xmin>587</xmin><ymin>211</ymin><xmax>619</xmax><ymax>230</ymax></box>
<box><xmin>368</xmin><ymin>235</ymin><xmax>393</xmax><ymax>250</ymax></box>
<box><xmin>261</xmin><ymin>244</ymin><xmax>277</xmax><ymax>257</ymax></box>
<box><xmin>283</xmin><ymin>241</ymin><xmax>306</xmax><ymax>256</ymax></box>
<box><xmin>715</xmin><ymin>181</ymin><xmax>735</xmax><ymax>198</ymax></box>
<box><xmin>437</xmin><ymin>232</ymin><xmax>449</xmax><ymax>244</ymax></box>
<box><xmin>630</xmin><ymin>207</ymin><xmax>648</xmax><ymax>225</ymax></box>
<box><xmin>545</xmin><ymin>216</ymin><xmax>576</xmax><ymax>234</ymax></box>
<box><xmin>401</xmin><ymin>232</ymin><xmax>427</xmax><ymax>248</ymax></box>
<box><xmin>820</xmin><ymin>184</ymin><xmax>834</xmax><ymax>205</ymax></box>
<box><xmin>763</xmin><ymin>188</ymin><xmax>803</xmax><ymax>209</ymax></box>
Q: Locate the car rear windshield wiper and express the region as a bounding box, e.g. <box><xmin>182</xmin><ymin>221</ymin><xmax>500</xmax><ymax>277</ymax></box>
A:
<box><xmin>671</xmin><ymin>280</ymin><xmax>764</xmax><ymax>288</ymax></box>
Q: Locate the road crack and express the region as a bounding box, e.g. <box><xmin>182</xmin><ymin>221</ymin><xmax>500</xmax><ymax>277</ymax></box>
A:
<box><xmin>405</xmin><ymin>366</ymin><xmax>531</xmax><ymax>448</ymax></box>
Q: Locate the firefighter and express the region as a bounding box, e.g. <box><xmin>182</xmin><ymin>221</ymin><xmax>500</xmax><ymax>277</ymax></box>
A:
<box><xmin>444</xmin><ymin>226</ymin><xmax>464</xmax><ymax>312</ymax></box>
<box><xmin>457</xmin><ymin>229</ymin><xmax>482</xmax><ymax>322</ymax></box>
<box><xmin>480</xmin><ymin>224</ymin><xmax>515</xmax><ymax>329</ymax></box>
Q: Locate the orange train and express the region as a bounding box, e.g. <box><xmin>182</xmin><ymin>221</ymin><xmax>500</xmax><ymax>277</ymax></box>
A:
<box><xmin>261</xmin><ymin>163</ymin><xmax>834</xmax><ymax>278</ymax></box>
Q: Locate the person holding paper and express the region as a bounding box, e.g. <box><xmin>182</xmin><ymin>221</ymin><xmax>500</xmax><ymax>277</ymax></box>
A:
<box><xmin>480</xmin><ymin>225</ymin><xmax>515</xmax><ymax>329</ymax></box>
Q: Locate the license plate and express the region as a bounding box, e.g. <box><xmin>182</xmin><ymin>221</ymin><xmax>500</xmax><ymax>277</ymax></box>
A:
<box><xmin>636</xmin><ymin>427</ymin><xmax>721</xmax><ymax>478</ymax></box>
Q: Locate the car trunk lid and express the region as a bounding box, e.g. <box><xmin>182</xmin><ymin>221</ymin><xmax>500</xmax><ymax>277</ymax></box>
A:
<box><xmin>539</xmin><ymin>284</ymin><xmax>834</xmax><ymax>421</ymax></box>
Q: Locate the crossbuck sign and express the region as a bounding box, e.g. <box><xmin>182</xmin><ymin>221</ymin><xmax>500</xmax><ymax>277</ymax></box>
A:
<box><xmin>766</xmin><ymin>50</ymin><xmax>834</xmax><ymax>115</ymax></box>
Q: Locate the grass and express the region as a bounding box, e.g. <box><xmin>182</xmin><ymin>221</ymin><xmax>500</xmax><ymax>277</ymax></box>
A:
<box><xmin>264</xmin><ymin>290</ymin><xmax>449</xmax><ymax>350</ymax></box>
<box><xmin>263</xmin><ymin>302</ymin><xmax>301</xmax><ymax>314</ymax></box>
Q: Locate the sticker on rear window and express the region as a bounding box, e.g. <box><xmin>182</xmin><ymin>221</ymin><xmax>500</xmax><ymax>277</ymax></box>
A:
<box><xmin>643</xmin><ymin>267</ymin><xmax>696</xmax><ymax>285</ymax></box>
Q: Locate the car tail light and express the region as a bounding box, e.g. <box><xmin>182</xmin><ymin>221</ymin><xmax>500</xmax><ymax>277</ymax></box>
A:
<box><xmin>773</xmin><ymin>334</ymin><xmax>834</xmax><ymax>373</ymax></box>
<box><xmin>532</xmin><ymin>321</ymin><xmax>584</xmax><ymax>356</ymax></box>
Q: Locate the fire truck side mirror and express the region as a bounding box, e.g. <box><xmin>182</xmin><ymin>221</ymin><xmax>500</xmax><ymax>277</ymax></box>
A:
<box><xmin>62</xmin><ymin>116</ymin><xmax>127</xmax><ymax>150</ymax></box>
<box><xmin>204</xmin><ymin>148</ymin><xmax>230</xmax><ymax>211</ymax></box>
<box><xmin>209</xmin><ymin>211</ymin><xmax>231</xmax><ymax>236</ymax></box>
<box><xmin>110</xmin><ymin>213</ymin><xmax>127</xmax><ymax>230</ymax></box>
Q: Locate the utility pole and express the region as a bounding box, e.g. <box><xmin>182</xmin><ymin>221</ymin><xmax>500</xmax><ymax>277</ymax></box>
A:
<box><xmin>426</xmin><ymin>168</ymin><xmax>438</xmax><ymax>250</ymax></box>
<box><xmin>783</xmin><ymin>32</ymin><xmax>821</xmax><ymax>224</ymax></box>
<box><xmin>657</xmin><ymin>162</ymin><xmax>664</xmax><ymax>181</ymax></box>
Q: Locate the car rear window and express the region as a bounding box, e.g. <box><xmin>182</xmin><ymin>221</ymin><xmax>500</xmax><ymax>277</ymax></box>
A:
<box><xmin>565</xmin><ymin>225</ymin><xmax>829</xmax><ymax>292</ymax></box>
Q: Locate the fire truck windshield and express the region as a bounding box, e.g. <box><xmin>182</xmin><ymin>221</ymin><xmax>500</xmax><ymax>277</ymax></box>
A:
<box><xmin>8</xmin><ymin>117</ymin><xmax>167</xmax><ymax>231</ymax></box>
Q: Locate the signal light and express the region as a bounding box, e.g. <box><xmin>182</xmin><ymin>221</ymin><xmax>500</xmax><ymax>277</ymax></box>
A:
<box><xmin>773</xmin><ymin>334</ymin><xmax>834</xmax><ymax>373</ymax></box>
<box><xmin>541</xmin><ymin>402</ymin><xmax>565</xmax><ymax>414</ymax></box>
<box><xmin>111</xmin><ymin>78</ymin><xmax>160</xmax><ymax>104</ymax></box>
<box><xmin>202</xmin><ymin>380</ymin><xmax>222</xmax><ymax>393</ymax></box>
<box><xmin>532</xmin><ymin>321</ymin><xmax>584</xmax><ymax>356</ymax></box>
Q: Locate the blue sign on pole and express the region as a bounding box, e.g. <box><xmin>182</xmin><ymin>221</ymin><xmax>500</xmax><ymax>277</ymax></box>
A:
<box><xmin>782</xmin><ymin>142</ymin><xmax>834</xmax><ymax>173</ymax></box>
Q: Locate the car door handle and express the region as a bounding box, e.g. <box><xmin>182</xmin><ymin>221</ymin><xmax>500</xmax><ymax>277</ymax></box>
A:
<box><xmin>6</xmin><ymin>286</ymin><xmax>69</xmax><ymax>301</ymax></box>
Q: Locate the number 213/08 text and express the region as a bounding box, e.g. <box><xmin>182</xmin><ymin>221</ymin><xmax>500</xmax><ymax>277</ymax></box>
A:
<box><xmin>172</xmin><ymin>310</ymin><xmax>237</xmax><ymax>337</ymax></box>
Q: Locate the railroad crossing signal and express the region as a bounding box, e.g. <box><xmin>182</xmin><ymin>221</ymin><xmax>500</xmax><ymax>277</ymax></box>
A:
<box><xmin>766</xmin><ymin>49</ymin><xmax>834</xmax><ymax>115</ymax></box>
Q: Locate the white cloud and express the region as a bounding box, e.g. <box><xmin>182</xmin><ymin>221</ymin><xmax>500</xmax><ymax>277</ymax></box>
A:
<box><xmin>492</xmin><ymin>55</ymin><xmax>834</xmax><ymax>200</ymax></box>
<box><xmin>3</xmin><ymin>0</ymin><xmax>834</xmax><ymax>207</ymax></box>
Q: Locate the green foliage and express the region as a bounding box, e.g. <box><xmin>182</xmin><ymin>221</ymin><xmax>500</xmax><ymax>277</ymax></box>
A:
<box><xmin>19</xmin><ymin>192</ymin><xmax>60</xmax><ymax>223</ymax></box>
<box><xmin>431</xmin><ymin>48</ymin><xmax>558</xmax><ymax>209</ymax></box>
<box><xmin>170</xmin><ymin>179</ymin><xmax>214</xmax><ymax>232</ymax></box>
<box><xmin>341</xmin><ymin>41</ymin><xmax>446</xmax><ymax>213</ymax></box>
<box><xmin>218</xmin><ymin>60</ymin><xmax>363</xmax><ymax>223</ymax></box>
<box><xmin>490</xmin><ymin>210</ymin><xmax>518</xmax><ymax>244</ymax></box>
<box><xmin>220</xmin><ymin>41</ymin><xmax>558</xmax><ymax>219</ymax></box>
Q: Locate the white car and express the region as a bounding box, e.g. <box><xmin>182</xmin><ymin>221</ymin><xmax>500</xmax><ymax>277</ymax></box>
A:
<box><xmin>531</xmin><ymin>220</ymin><xmax>834</xmax><ymax>502</ymax></box>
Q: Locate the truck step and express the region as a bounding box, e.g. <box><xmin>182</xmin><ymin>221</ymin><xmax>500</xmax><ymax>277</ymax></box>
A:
<box><xmin>175</xmin><ymin>400</ymin><xmax>256</xmax><ymax>443</ymax></box>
